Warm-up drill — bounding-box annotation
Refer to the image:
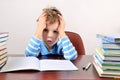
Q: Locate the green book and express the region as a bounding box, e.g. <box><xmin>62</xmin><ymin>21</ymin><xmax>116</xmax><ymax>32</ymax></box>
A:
<box><xmin>93</xmin><ymin>54</ymin><xmax>120</xmax><ymax>67</ymax></box>
<box><xmin>93</xmin><ymin>61</ymin><xmax>120</xmax><ymax>78</ymax></box>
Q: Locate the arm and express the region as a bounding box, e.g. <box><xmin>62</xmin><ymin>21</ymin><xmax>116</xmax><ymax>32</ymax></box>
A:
<box><xmin>25</xmin><ymin>13</ymin><xmax>46</xmax><ymax>57</ymax></box>
<box><xmin>34</xmin><ymin>13</ymin><xmax>46</xmax><ymax>40</ymax></box>
<box><xmin>25</xmin><ymin>36</ymin><xmax>42</xmax><ymax>57</ymax></box>
<box><xmin>58</xmin><ymin>15</ymin><xmax>67</xmax><ymax>38</ymax></box>
<box><xmin>57</xmin><ymin>36</ymin><xmax>78</xmax><ymax>60</ymax></box>
<box><xmin>57</xmin><ymin>15</ymin><xmax>78</xmax><ymax>60</ymax></box>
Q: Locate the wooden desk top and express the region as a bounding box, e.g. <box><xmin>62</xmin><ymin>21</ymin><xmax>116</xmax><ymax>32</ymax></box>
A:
<box><xmin>0</xmin><ymin>55</ymin><xmax>116</xmax><ymax>80</ymax></box>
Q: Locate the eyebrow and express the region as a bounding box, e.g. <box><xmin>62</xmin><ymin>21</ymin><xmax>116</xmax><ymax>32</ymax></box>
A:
<box><xmin>53</xmin><ymin>29</ymin><xmax>58</xmax><ymax>31</ymax></box>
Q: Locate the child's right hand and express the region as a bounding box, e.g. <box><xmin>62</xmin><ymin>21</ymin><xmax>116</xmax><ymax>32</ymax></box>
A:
<box><xmin>34</xmin><ymin>13</ymin><xmax>46</xmax><ymax>40</ymax></box>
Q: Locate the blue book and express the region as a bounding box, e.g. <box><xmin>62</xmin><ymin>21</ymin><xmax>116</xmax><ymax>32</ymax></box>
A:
<box><xmin>96</xmin><ymin>34</ymin><xmax>120</xmax><ymax>43</ymax></box>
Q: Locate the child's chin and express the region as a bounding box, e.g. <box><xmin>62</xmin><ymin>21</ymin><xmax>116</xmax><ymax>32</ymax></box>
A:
<box><xmin>49</xmin><ymin>44</ymin><xmax>55</xmax><ymax>47</ymax></box>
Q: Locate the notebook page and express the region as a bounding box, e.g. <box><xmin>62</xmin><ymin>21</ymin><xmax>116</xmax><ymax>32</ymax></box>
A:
<box><xmin>39</xmin><ymin>59</ymin><xmax>78</xmax><ymax>71</ymax></box>
<box><xmin>0</xmin><ymin>57</ymin><xmax>40</xmax><ymax>72</ymax></box>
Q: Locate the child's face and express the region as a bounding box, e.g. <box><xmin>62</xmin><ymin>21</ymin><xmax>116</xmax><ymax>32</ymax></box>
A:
<box><xmin>43</xmin><ymin>21</ymin><xmax>59</xmax><ymax>49</ymax></box>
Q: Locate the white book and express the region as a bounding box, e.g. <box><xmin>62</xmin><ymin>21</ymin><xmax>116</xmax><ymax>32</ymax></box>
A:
<box><xmin>0</xmin><ymin>37</ymin><xmax>8</xmax><ymax>43</ymax></box>
<box><xmin>102</xmin><ymin>43</ymin><xmax>120</xmax><ymax>49</ymax></box>
<box><xmin>0</xmin><ymin>57</ymin><xmax>78</xmax><ymax>72</ymax></box>
<box><xmin>0</xmin><ymin>32</ymin><xmax>9</xmax><ymax>38</ymax></box>
<box><xmin>0</xmin><ymin>42</ymin><xmax>6</xmax><ymax>47</ymax></box>
<box><xmin>0</xmin><ymin>48</ymin><xmax>7</xmax><ymax>55</ymax></box>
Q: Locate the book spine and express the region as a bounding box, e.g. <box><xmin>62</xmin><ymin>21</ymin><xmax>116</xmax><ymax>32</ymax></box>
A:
<box><xmin>0</xmin><ymin>32</ymin><xmax>8</xmax><ymax>69</ymax></box>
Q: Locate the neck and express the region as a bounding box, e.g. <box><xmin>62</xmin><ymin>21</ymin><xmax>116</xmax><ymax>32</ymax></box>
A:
<box><xmin>46</xmin><ymin>45</ymin><xmax>53</xmax><ymax>52</ymax></box>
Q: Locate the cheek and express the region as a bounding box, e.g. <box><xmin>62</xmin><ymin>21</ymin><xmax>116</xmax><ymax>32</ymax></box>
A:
<box><xmin>42</xmin><ymin>32</ymin><xmax>47</xmax><ymax>39</ymax></box>
<box><xmin>53</xmin><ymin>34</ymin><xmax>59</xmax><ymax>40</ymax></box>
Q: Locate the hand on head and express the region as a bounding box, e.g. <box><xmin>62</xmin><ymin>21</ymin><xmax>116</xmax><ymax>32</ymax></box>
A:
<box><xmin>58</xmin><ymin>15</ymin><xmax>66</xmax><ymax>38</ymax></box>
<box><xmin>34</xmin><ymin>12</ymin><xmax>47</xmax><ymax>40</ymax></box>
<box><xmin>34</xmin><ymin>7</ymin><xmax>67</xmax><ymax>40</ymax></box>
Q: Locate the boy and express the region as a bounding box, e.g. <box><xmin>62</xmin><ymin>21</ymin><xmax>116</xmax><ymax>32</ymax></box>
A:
<box><xmin>25</xmin><ymin>7</ymin><xmax>78</xmax><ymax>60</ymax></box>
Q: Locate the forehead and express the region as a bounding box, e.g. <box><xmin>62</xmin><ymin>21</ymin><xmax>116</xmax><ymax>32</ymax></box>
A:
<box><xmin>46</xmin><ymin>21</ymin><xmax>59</xmax><ymax>30</ymax></box>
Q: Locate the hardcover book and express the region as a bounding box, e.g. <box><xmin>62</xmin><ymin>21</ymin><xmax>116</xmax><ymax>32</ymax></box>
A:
<box><xmin>0</xmin><ymin>32</ymin><xmax>9</xmax><ymax>38</ymax></box>
<box><xmin>0</xmin><ymin>32</ymin><xmax>8</xmax><ymax>69</ymax></box>
<box><xmin>93</xmin><ymin>55</ymin><xmax>120</xmax><ymax>71</ymax></box>
<box><xmin>96</xmin><ymin>33</ymin><xmax>120</xmax><ymax>43</ymax></box>
<box><xmin>95</xmin><ymin>47</ymin><xmax>120</xmax><ymax>61</ymax></box>
<box><xmin>93</xmin><ymin>60</ymin><xmax>120</xmax><ymax>78</ymax></box>
<box><xmin>102</xmin><ymin>43</ymin><xmax>120</xmax><ymax>49</ymax></box>
<box><xmin>95</xmin><ymin>47</ymin><xmax>120</xmax><ymax>56</ymax></box>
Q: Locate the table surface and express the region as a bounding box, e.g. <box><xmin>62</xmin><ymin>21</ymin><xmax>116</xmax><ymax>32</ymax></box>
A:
<box><xmin>0</xmin><ymin>55</ymin><xmax>117</xmax><ymax>80</ymax></box>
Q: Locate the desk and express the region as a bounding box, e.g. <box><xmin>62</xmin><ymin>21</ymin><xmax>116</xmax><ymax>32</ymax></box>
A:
<box><xmin>0</xmin><ymin>55</ymin><xmax>116</xmax><ymax>80</ymax></box>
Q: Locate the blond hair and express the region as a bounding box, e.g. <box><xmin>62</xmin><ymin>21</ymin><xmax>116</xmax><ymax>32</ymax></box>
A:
<box><xmin>37</xmin><ymin>7</ymin><xmax>62</xmax><ymax>25</ymax></box>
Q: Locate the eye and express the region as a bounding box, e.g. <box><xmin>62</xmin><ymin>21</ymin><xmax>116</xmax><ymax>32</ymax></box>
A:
<box><xmin>43</xmin><ymin>28</ymin><xmax>48</xmax><ymax>32</ymax></box>
<box><xmin>53</xmin><ymin>30</ymin><xmax>58</xmax><ymax>34</ymax></box>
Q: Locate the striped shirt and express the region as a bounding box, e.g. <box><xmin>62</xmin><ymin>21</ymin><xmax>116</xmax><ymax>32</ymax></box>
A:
<box><xmin>25</xmin><ymin>36</ymin><xmax>78</xmax><ymax>60</ymax></box>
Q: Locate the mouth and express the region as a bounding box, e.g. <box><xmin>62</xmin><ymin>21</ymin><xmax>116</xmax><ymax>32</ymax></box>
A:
<box><xmin>46</xmin><ymin>40</ymin><xmax>52</xmax><ymax>44</ymax></box>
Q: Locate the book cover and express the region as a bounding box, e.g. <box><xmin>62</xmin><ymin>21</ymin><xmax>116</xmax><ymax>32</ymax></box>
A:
<box><xmin>0</xmin><ymin>42</ymin><xmax>6</xmax><ymax>47</ymax></box>
<box><xmin>0</xmin><ymin>32</ymin><xmax>8</xmax><ymax>69</ymax></box>
<box><xmin>0</xmin><ymin>32</ymin><xmax>9</xmax><ymax>39</ymax></box>
<box><xmin>95</xmin><ymin>47</ymin><xmax>120</xmax><ymax>61</ymax></box>
<box><xmin>96</xmin><ymin>33</ymin><xmax>120</xmax><ymax>43</ymax></box>
<box><xmin>0</xmin><ymin>37</ymin><xmax>8</xmax><ymax>43</ymax></box>
<box><xmin>0</xmin><ymin>50</ymin><xmax>8</xmax><ymax>69</ymax></box>
<box><xmin>102</xmin><ymin>43</ymin><xmax>120</xmax><ymax>49</ymax></box>
<box><xmin>93</xmin><ymin>55</ymin><xmax>120</xmax><ymax>71</ymax></box>
<box><xmin>104</xmin><ymin>49</ymin><xmax>120</xmax><ymax>56</ymax></box>
<box><xmin>96</xmin><ymin>46</ymin><xmax>120</xmax><ymax>56</ymax></box>
<box><xmin>93</xmin><ymin>54</ymin><xmax>120</xmax><ymax>66</ymax></box>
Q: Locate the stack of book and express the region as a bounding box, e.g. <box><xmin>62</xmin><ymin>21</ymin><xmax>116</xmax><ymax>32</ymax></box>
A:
<box><xmin>0</xmin><ymin>32</ymin><xmax>9</xmax><ymax>69</ymax></box>
<box><xmin>93</xmin><ymin>33</ymin><xmax>120</xmax><ymax>78</ymax></box>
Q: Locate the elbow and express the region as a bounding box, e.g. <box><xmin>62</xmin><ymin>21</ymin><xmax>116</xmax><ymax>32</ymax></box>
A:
<box><xmin>25</xmin><ymin>50</ymin><xmax>38</xmax><ymax>57</ymax></box>
<box><xmin>64</xmin><ymin>53</ymin><xmax>78</xmax><ymax>60</ymax></box>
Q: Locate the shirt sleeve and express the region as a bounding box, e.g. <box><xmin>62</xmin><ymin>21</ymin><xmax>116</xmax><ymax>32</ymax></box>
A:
<box><xmin>57</xmin><ymin>36</ymin><xmax>78</xmax><ymax>60</ymax></box>
<box><xmin>25</xmin><ymin>36</ymin><xmax>42</xmax><ymax>57</ymax></box>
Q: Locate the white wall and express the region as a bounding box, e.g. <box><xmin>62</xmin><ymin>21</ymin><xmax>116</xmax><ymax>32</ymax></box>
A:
<box><xmin>1</xmin><ymin>0</ymin><xmax>120</xmax><ymax>55</ymax></box>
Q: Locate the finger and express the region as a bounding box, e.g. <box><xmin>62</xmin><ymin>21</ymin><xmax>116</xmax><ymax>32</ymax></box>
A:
<box><xmin>58</xmin><ymin>14</ymin><xmax>64</xmax><ymax>20</ymax></box>
<box><xmin>36</xmin><ymin>12</ymin><xmax>47</xmax><ymax>22</ymax></box>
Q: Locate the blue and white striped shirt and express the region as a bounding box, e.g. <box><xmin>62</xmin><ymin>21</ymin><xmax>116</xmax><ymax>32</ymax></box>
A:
<box><xmin>25</xmin><ymin>36</ymin><xmax>78</xmax><ymax>60</ymax></box>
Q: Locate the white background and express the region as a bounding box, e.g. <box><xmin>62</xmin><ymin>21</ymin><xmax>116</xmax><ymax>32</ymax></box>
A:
<box><xmin>1</xmin><ymin>0</ymin><xmax>120</xmax><ymax>55</ymax></box>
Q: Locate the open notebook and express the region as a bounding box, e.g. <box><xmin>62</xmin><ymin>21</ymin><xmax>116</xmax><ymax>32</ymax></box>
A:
<box><xmin>0</xmin><ymin>57</ymin><xmax>78</xmax><ymax>72</ymax></box>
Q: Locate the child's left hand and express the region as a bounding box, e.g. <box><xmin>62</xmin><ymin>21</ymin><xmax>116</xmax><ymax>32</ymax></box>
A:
<box><xmin>58</xmin><ymin>15</ymin><xmax>67</xmax><ymax>38</ymax></box>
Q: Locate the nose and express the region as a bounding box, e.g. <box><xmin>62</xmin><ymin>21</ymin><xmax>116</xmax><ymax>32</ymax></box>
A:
<box><xmin>47</xmin><ymin>31</ymin><xmax>53</xmax><ymax>37</ymax></box>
